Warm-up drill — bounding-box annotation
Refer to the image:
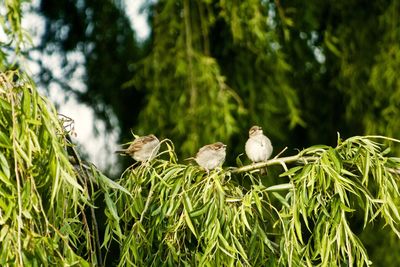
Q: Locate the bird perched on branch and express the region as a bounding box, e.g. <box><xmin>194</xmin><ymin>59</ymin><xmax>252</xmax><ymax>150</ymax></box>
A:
<box><xmin>245</xmin><ymin>126</ymin><xmax>273</xmax><ymax>170</ymax></box>
<box><xmin>191</xmin><ymin>142</ymin><xmax>227</xmax><ymax>173</ymax></box>
<box><xmin>115</xmin><ymin>134</ymin><xmax>160</xmax><ymax>162</ymax></box>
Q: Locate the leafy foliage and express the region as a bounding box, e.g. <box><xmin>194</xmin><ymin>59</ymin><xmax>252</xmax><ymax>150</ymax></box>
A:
<box><xmin>103</xmin><ymin>135</ymin><xmax>400</xmax><ymax>266</ymax></box>
<box><xmin>1</xmin><ymin>0</ymin><xmax>400</xmax><ymax>265</ymax></box>
<box><xmin>278</xmin><ymin>136</ymin><xmax>400</xmax><ymax>266</ymax></box>
<box><xmin>0</xmin><ymin>71</ymin><xmax>90</xmax><ymax>265</ymax></box>
<box><xmin>0</xmin><ymin>69</ymin><xmax>399</xmax><ymax>266</ymax></box>
<box><xmin>0</xmin><ymin>70</ymin><xmax>127</xmax><ymax>266</ymax></box>
<box><xmin>103</xmin><ymin>141</ymin><xmax>279</xmax><ymax>266</ymax></box>
<box><xmin>0</xmin><ymin>0</ymin><xmax>31</xmax><ymax>69</ymax></box>
<box><xmin>130</xmin><ymin>0</ymin><xmax>302</xmax><ymax>156</ymax></box>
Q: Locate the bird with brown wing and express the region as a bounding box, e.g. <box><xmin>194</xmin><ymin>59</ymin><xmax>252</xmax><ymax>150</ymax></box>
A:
<box><xmin>191</xmin><ymin>142</ymin><xmax>227</xmax><ymax>174</ymax></box>
<box><xmin>116</xmin><ymin>134</ymin><xmax>160</xmax><ymax>162</ymax></box>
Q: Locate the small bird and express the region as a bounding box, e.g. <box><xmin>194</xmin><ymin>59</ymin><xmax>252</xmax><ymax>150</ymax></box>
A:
<box><xmin>193</xmin><ymin>142</ymin><xmax>227</xmax><ymax>173</ymax></box>
<box><xmin>245</xmin><ymin>125</ymin><xmax>273</xmax><ymax>165</ymax></box>
<box><xmin>115</xmin><ymin>134</ymin><xmax>160</xmax><ymax>162</ymax></box>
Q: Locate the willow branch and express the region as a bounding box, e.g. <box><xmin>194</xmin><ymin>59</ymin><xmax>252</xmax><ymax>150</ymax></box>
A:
<box><xmin>231</xmin><ymin>154</ymin><xmax>319</xmax><ymax>174</ymax></box>
<box><xmin>184</xmin><ymin>0</ymin><xmax>196</xmax><ymax>108</ymax></box>
<box><xmin>5</xmin><ymin>74</ymin><xmax>24</xmax><ymax>266</ymax></box>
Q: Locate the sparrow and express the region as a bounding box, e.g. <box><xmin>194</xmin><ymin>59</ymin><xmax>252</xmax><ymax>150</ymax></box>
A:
<box><xmin>245</xmin><ymin>125</ymin><xmax>273</xmax><ymax>164</ymax></box>
<box><xmin>115</xmin><ymin>134</ymin><xmax>160</xmax><ymax>162</ymax></box>
<box><xmin>193</xmin><ymin>142</ymin><xmax>227</xmax><ymax>173</ymax></box>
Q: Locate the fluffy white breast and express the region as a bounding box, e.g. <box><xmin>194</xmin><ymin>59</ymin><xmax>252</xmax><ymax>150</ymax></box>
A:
<box><xmin>245</xmin><ymin>134</ymin><xmax>273</xmax><ymax>162</ymax></box>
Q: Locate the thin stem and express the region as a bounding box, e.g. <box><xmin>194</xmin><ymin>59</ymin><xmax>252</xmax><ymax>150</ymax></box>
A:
<box><xmin>273</xmin><ymin>146</ymin><xmax>288</xmax><ymax>159</ymax></box>
<box><xmin>69</xmin><ymin>143</ymin><xmax>103</xmax><ymax>267</ymax></box>
<box><xmin>140</xmin><ymin>178</ymin><xmax>155</xmax><ymax>223</ymax></box>
<box><xmin>231</xmin><ymin>154</ymin><xmax>318</xmax><ymax>174</ymax></box>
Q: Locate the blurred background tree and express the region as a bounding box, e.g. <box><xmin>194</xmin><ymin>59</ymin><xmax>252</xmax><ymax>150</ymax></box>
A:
<box><xmin>34</xmin><ymin>0</ymin><xmax>400</xmax><ymax>162</ymax></box>
<box><xmin>14</xmin><ymin>0</ymin><xmax>400</xmax><ymax>265</ymax></box>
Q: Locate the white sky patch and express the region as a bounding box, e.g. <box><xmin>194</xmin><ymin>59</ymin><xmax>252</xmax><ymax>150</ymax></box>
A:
<box><xmin>52</xmin><ymin>86</ymin><xmax>122</xmax><ymax>175</ymax></box>
<box><xmin>19</xmin><ymin>1</ymin><xmax>124</xmax><ymax>175</ymax></box>
<box><xmin>125</xmin><ymin>0</ymin><xmax>151</xmax><ymax>40</ymax></box>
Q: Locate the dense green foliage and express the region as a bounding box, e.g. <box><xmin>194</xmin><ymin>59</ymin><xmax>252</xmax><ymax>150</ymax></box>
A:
<box><xmin>0</xmin><ymin>71</ymin><xmax>399</xmax><ymax>265</ymax></box>
<box><xmin>0</xmin><ymin>71</ymin><xmax>95</xmax><ymax>265</ymax></box>
<box><xmin>102</xmin><ymin>135</ymin><xmax>400</xmax><ymax>266</ymax></box>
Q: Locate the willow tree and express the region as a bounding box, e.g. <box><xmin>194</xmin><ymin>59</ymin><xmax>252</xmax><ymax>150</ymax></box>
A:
<box><xmin>1</xmin><ymin>69</ymin><xmax>399</xmax><ymax>266</ymax></box>
<box><xmin>2</xmin><ymin>0</ymin><xmax>400</xmax><ymax>266</ymax></box>
<box><xmin>129</xmin><ymin>0</ymin><xmax>303</xmax><ymax>156</ymax></box>
<box><xmin>0</xmin><ymin>3</ymin><xmax>121</xmax><ymax>265</ymax></box>
<box><xmin>131</xmin><ymin>0</ymin><xmax>400</xmax><ymax>154</ymax></box>
<box><xmin>0</xmin><ymin>71</ymin><xmax>92</xmax><ymax>265</ymax></box>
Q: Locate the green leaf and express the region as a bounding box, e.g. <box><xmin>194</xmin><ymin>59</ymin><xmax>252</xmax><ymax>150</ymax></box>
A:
<box><xmin>22</xmin><ymin>87</ymin><xmax>31</xmax><ymax>118</ymax></box>
<box><xmin>279</xmin><ymin>166</ymin><xmax>303</xmax><ymax>177</ymax></box>
<box><xmin>0</xmin><ymin>171</ymin><xmax>12</xmax><ymax>187</ymax></box>
<box><xmin>0</xmin><ymin>152</ymin><xmax>10</xmax><ymax>178</ymax></box>
<box><xmin>240</xmin><ymin>207</ymin><xmax>251</xmax><ymax>231</ymax></box>
<box><xmin>184</xmin><ymin>208</ymin><xmax>197</xmax><ymax>238</ymax></box>
<box><xmin>266</xmin><ymin>183</ymin><xmax>293</xmax><ymax>191</ymax></box>
<box><xmin>272</xmin><ymin>192</ymin><xmax>290</xmax><ymax>208</ymax></box>
<box><xmin>252</xmin><ymin>190</ymin><xmax>263</xmax><ymax>215</ymax></box>
<box><xmin>0</xmin><ymin>132</ymin><xmax>11</xmax><ymax>148</ymax></box>
<box><xmin>190</xmin><ymin>202</ymin><xmax>210</xmax><ymax>217</ymax></box>
<box><xmin>293</xmin><ymin>210</ymin><xmax>304</xmax><ymax>244</ymax></box>
<box><xmin>0</xmin><ymin>224</ymin><xmax>8</xmax><ymax>242</ymax></box>
<box><xmin>236</xmin><ymin>153</ymin><xmax>244</xmax><ymax>167</ymax></box>
<box><xmin>97</xmin><ymin>169</ymin><xmax>132</xmax><ymax>197</ymax></box>
<box><xmin>105</xmin><ymin>192</ymin><xmax>120</xmax><ymax>222</ymax></box>
<box><xmin>62</xmin><ymin>169</ymin><xmax>84</xmax><ymax>192</ymax></box>
<box><xmin>0</xmin><ymin>98</ymin><xmax>11</xmax><ymax>111</ymax></box>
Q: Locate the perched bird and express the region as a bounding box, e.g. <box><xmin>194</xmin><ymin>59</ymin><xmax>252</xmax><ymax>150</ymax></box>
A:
<box><xmin>245</xmin><ymin>125</ymin><xmax>273</xmax><ymax>164</ymax></box>
<box><xmin>193</xmin><ymin>142</ymin><xmax>227</xmax><ymax>173</ymax></box>
<box><xmin>115</xmin><ymin>134</ymin><xmax>160</xmax><ymax>162</ymax></box>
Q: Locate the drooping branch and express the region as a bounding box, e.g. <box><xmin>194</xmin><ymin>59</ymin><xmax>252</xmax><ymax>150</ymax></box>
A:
<box><xmin>183</xmin><ymin>0</ymin><xmax>197</xmax><ymax>108</ymax></box>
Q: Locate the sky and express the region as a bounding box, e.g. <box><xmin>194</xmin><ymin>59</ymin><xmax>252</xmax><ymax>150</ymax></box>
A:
<box><xmin>18</xmin><ymin>0</ymin><xmax>150</xmax><ymax>175</ymax></box>
<box><xmin>127</xmin><ymin>0</ymin><xmax>151</xmax><ymax>40</ymax></box>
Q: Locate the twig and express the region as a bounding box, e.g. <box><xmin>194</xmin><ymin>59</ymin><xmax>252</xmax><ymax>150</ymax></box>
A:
<box><xmin>274</xmin><ymin>146</ymin><xmax>288</xmax><ymax>159</ymax></box>
<box><xmin>231</xmin><ymin>154</ymin><xmax>318</xmax><ymax>174</ymax></box>
<box><xmin>140</xmin><ymin>179</ymin><xmax>155</xmax><ymax>223</ymax></box>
